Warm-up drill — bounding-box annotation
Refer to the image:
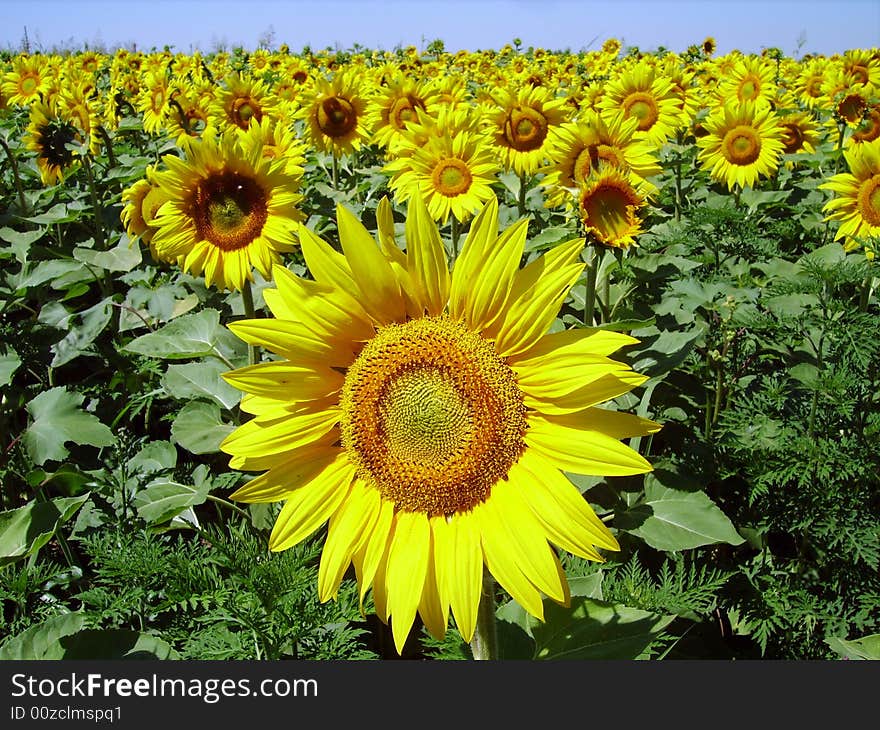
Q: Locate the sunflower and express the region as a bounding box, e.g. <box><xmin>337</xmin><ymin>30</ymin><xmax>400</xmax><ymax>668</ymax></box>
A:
<box><xmin>220</xmin><ymin>195</ymin><xmax>657</xmax><ymax>654</ymax></box>
<box><xmin>366</xmin><ymin>76</ymin><xmax>439</xmax><ymax>153</ymax></box>
<box><xmin>2</xmin><ymin>55</ymin><xmax>50</xmax><ymax>107</ymax></box>
<box><xmin>717</xmin><ymin>56</ymin><xmax>777</xmax><ymax>107</ymax></box>
<box><xmin>702</xmin><ymin>37</ymin><xmax>717</xmax><ymax>56</ymax></box>
<box><xmin>149</xmin><ymin>128</ymin><xmax>302</xmax><ymax>291</ymax></box>
<box><xmin>598</xmin><ymin>61</ymin><xmax>684</xmax><ymax>148</ymax></box>
<box><xmin>385</xmin><ymin>129</ymin><xmax>499</xmax><ymax>224</ymax></box>
<box><xmin>577</xmin><ymin>164</ymin><xmax>649</xmax><ymax>249</ymax></box>
<box><xmin>121</xmin><ymin>166</ymin><xmax>174</xmax><ymax>262</ymax></box>
<box><xmin>136</xmin><ymin>71</ymin><xmax>171</xmax><ymax>136</ymax></box>
<box><xmin>851</xmin><ymin>101</ymin><xmax>880</xmax><ymax>146</ymax></box>
<box><xmin>24</xmin><ymin>98</ymin><xmax>80</xmax><ymax>186</ymax></box>
<box><xmin>299</xmin><ymin>71</ymin><xmax>370</xmax><ymax>156</ymax></box>
<box><xmin>696</xmin><ymin>100</ymin><xmax>785</xmax><ymax>190</ymax></box>
<box><xmin>210</xmin><ymin>73</ymin><xmax>276</xmax><ymax>133</ymax></box>
<box><xmin>487</xmin><ymin>84</ymin><xmax>569</xmax><ymax>176</ymax></box>
<box><xmin>820</xmin><ymin>137</ymin><xmax>880</xmax><ymax>248</ymax></box>
<box><xmin>778</xmin><ymin>109</ymin><xmax>820</xmax><ymax>157</ymax></box>
<box><xmin>541</xmin><ymin>111</ymin><xmax>660</xmax><ymax>209</ymax></box>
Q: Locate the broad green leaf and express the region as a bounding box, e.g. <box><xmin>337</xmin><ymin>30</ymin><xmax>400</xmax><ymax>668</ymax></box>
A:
<box><xmin>826</xmin><ymin>634</ymin><xmax>880</xmax><ymax>660</ymax></box>
<box><xmin>0</xmin><ymin>344</ymin><xmax>21</xmax><ymax>386</ymax></box>
<box><xmin>121</xmin><ymin>308</ymin><xmax>241</xmax><ymax>360</ymax></box>
<box><xmin>24</xmin><ymin>387</ymin><xmax>115</xmax><ymax>465</ymax></box>
<box><xmin>50</xmin><ymin>298</ymin><xmax>114</xmax><ymax>367</ymax></box>
<box><xmin>0</xmin><ymin>494</ymin><xmax>90</xmax><ymax>565</ymax></box>
<box><xmin>15</xmin><ymin>260</ymin><xmax>86</xmax><ymax>290</ymax></box>
<box><xmin>57</xmin><ymin>630</ymin><xmax>182</xmax><ymax>659</ymax></box>
<box><xmin>170</xmin><ymin>400</ymin><xmax>235</xmax><ymax>454</ymax></box>
<box><xmin>630</xmin><ymin>327</ymin><xmax>703</xmax><ymax>377</ymax></box>
<box><xmin>0</xmin><ymin>613</ymin><xmax>86</xmax><ymax>659</ymax></box>
<box><xmin>619</xmin><ymin>482</ymin><xmax>745</xmax><ymax>552</ymax></box>
<box><xmin>128</xmin><ymin>440</ymin><xmax>178</xmax><ymax>475</ymax></box>
<box><xmin>74</xmin><ymin>237</ymin><xmax>142</xmax><ymax>272</ymax></box>
<box><xmin>531</xmin><ymin>597</ymin><xmax>675</xmax><ymax>660</ymax></box>
<box><xmin>135</xmin><ymin>469</ymin><xmax>211</xmax><ymax>525</ymax></box>
<box><xmin>162</xmin><ymin>360</ymin><xmax>241</xmax><ymax>410</ymax></box>
<box><xmin>23</xmin><ymin>203</ymin><xmax>76</xmax><ymax>225</ymax></box>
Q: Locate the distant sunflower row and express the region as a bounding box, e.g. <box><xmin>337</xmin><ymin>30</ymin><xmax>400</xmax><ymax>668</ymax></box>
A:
<box><xmin>3</xmin><ymin>42</ymin><xmax>879</xmax><ymax>267</ymax></box>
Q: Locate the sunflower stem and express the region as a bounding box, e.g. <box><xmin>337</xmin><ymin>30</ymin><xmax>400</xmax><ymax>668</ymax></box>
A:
<box><xmin>82</xmin><ymin>154</ymin><xmax>107</xmax><ymax>251</ymax></box>
<box><xmin>470</xmin><ymin>570</ymin><xmax>498</xmax><ymax>660</ymax></box>
<box><xmin>450</xmin><ymin>216</ymin><xmax>461</xmax><ymax>260</ymax></box>
<box><xmin>518</xmin><ymin>171</ymin><xmax>528</xmax><ymax>217</ymax></box>
<box><xmin>241</xmin><ymin>279</ymin><xmax>260</xmax><ymax>366</ymax></box>
<box><xmin>673</xmin><ymin>130</ymin><xmax>684</xmax><ymax>223</ymax></box>
<box><xmin>583</xmin><ymin>244</ymin><xmax>599</xmax><ymax>326</ymax></box>
<box><xmin>331</xmin><ymin>150</ymin><xmax>339</xmax><ymax>190</ymax></box>
<box><xmin>0</xmin><ymin>136</ymin><xmax>30</xmax><ymax>218</ymax></box>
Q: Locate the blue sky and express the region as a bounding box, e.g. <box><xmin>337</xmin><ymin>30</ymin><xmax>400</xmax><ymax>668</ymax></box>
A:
<box><xmin>2</xmin><ymin>0</ymin><xmax>878</xmax><ymax>57</ymax></box>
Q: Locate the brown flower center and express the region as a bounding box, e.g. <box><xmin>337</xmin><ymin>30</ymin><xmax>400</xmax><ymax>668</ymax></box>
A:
<box><xmin>857</xmin><ymin>175</ymin><xmax>880</xmax><ymax>227</ymax></box>
<box><xmin>431</xmin><ymin>158</ymin><xmax>472</xmax><ymax>197</ymax></box>
<box><xmin>503</xmin><ymin>105</ymin><xmax>549</xmax><ymax>151</ymax></box>
<box><xmin>316</xmin><ymin>96</ymin><xmax>357</xmax><ymax>138</ymax></box>
<box><xmin>189</xmin><ymin>170</ymin><xmax>268</xmax><ymax>251</ymax></box>
<box><xmin>722</xmin><ymin>124</ymin><xmax>762</xmax><ymax>165</ymax></box>
<box><xmin>340</xmin><ymin>317</ymin><xmax>527</xmax><ymax>516</ymax></box>
<box><xmin>622</xmin><ymin>92</ymin><xmax>659</xmax><ymax>132</ymax></box>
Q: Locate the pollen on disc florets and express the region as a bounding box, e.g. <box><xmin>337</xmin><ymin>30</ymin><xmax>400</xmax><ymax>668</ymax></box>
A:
<box><xmin>340</xmin><ymin>316</ymin><xmax>527</xmax><ymax>516</ymax></box>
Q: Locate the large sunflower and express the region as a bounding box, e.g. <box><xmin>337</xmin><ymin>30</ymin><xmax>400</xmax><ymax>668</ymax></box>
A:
<box><xmin>696</xmin><ymin>100</ymin><xmax>785</xmax><ymax>190</ymax></box>
<box><xmin>149</xmin><ymin>128</ymin><xmax>302</xmax><ymax>291</ymax></box>
<box><xmin>220</xmin><ymin>195</ymin><xmax>657</xmax><ymax>654</ymax></box>
<box><xmin>820</xmin><ymin>137</ymin><xmax>880</xmax><ymax>247</ymax></box>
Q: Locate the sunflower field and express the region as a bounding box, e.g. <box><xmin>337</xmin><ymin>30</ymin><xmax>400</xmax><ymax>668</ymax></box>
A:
<box><xmin>0</xmin><ymin>39</ymin><xmax>879</xmax><ymax>663</ymax></box>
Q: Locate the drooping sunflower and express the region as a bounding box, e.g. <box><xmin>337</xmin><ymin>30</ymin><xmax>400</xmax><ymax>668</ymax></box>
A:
<box><xmin>696</xmin><ymin>100</ymin><xmax>785</xmax><ymax>190</ymax></box>
<box><xmin>220</xmin><ymin>195</ymin><xmax>657</xmax><ymax>654</ymax></box>
<box><xmin>385</xmin><ymin>128</ymin><xmax>499</xmax><ymax>224</ymax></box>
<box><xmin>577</xmin><ymin>164</ymin><xmax>650</xmax><ymax>249</ymax></box>
<box><xmin>149</xmin><ymin>128</ymin><xmax>302</xmax><ymax>291</ymax></box>
<box><xmin>24</xmin><ymin>98</ymin><xmax>80</xmax><ymax>186</ymax></box>
<box><xmin>820</xmin><ymin>137</ymin><xmax>880</xmax><ymax>248</ymax></box>
<box><xmin>121</xmin><ymin>165</ymin><xmax>174</xmax><ymax>263</ymax></box>
<box><xmin>299</xmin><ymin>71</ymin><xmax>370</xmax><ymax>156</ymax></box>
<box><xmin>487</xmin><ymin>84</ymin><xmax>569</xmax><ymax>176</ymax></box>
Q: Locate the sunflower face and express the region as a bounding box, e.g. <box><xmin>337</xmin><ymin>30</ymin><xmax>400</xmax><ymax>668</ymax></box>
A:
<box><xmin>340</xmin><ymin>316</ymin><xmax>527</xmax><ymax>516</ymax></box>
<box><xmin>221</xmin><ymin>196</ymin><xmax>656</xmax><ymax>653</ymax></box>
<box><xmin>24</xmin><ymin>100</ymin><xmax>79</xmax><ymax>186</ymax></box>
<box><xmin>578</xmin><ymin>166</ymin><xmax>646</xmax><ymax>248</ymax></box>
<box><xmin>820</xmin><ymin>137</ymin><xmax>880</xmax><ymax>245</ymax></box>
<box><xmin>697</xmin><ymin>101</ymin><xmax>785</xmax><ymax>190</ymax></box>
<box><xmin>150</xmin><ymin>129</ymin><xmax>302</xmax><ymax>290</ymax></box>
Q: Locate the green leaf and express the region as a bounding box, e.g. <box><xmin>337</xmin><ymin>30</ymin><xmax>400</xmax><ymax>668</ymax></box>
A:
<box><xmin>129</xmin><ymin>440</ymin><xmax>178</xmax><ymax>475</ymax></box>
<box><xmin>0</xmin><ymin>494</ymin><xmax>90</xmax><ymax>565</ymax></box>
<box><xmin>0</xmin><ymin>613</ymin><xmax>86</xmax><ymax>659</ymax></box>
<box><xmin>0</xmin><ymin>344</ymin><xmax>21</xmax><ymax>386</ymax></box>
<box><xmin>629</xmin><ymin>328</ymin><xmax>703</xmax><ymax>377</ymax></box>
<box><xmin>135</xmin><ymin>468</ymin><xmax>211</xmax><ymax>525</ymax></box>
<box><xmin>50</xmin><ymin>298</ymin><xmax>114</xmax><ymax>367</ymax></box>
<box><xmin>826</xmin><ymin>633</ymin><xmax>880</xmax><ymax>660</ymax></box>
<box><xmin>121</xmin><ymin>308</ymin><xmax>242</xmax><ymax>361</ymax></box>
<box><xmin>162</xmin><ymin>359</ymin><xmax>241</xmax><ymax>410</ymax></box>
<box><xmin>0</xmin><ymin>615</ymin><xmax>180</xmax><ymax>659</ymax></box>
<box><xmin>74</xmin><ymin>237</ymin><xmax>142</xmax><ymax>272</ymax></box>
<box><xmin>170</xmin><ymin>401</ymin><xmax>235</xmax><ymax>454</ymax></box>
<box><xmin>531</xmin><ymin>597</ymin><xmax>675</xmax><ymax>660</ymax></box>
<box><xmin>619</xmin><ymin>481</ymin><xmax>745</xmax><ymax>551</ymax></box>
<box><xmin>24</xmin><ymin>387</ymin><xmax>115</xmax><ymax>465</ymax></box>
<box><xmin>15</xmin><ymin>260</ymin><xmax>86</xmax><ymax>290</ymax></box>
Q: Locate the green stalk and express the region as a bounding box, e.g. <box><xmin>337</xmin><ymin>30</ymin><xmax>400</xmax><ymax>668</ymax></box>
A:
<box><xmin>470</xmin><ymin>570</ymin><xmax>498</xmax><ymax>660</ymax></box>
<box><xmin>82</xmin><ymin>155</ymin><xmax>107</xmax><ymax>251</ymax></box>
<box><xmin>331</xmin><ymin>150</ymin><xmax>339</xmax><ymax>190</ymax></box>
<box><xmin>583</xmin><ymin>244</ymin><xmax>599</xmax><ymax>326</ymax></box>
<box><xmin>0</xmin><ymin>136</ymin><xmax>30</xmax><ymax>217</ymax></box>
<box><xmin>518</xmin><ymin>171</ymin><xmax>528</xmax><ymax>217</ymax></box>
<box><xmin>241</xmin><ymin>279</ymin><xmax>260</xmax><ymax>366</ymax></box>
<box><xmin>673</xmin><ymin>130</ymin><xmax>684</xmax><ymax>223</ymax></box>
<box><xmin>451</xmin><ymin>216</ymin><xmax>461</xmax><ymax>260</ymax></box>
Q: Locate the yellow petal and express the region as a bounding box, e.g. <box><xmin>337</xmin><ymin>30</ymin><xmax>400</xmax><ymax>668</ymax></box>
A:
<box><xmin>228</xmin><ymin>444</ymin><xmax>341</xmax><ymax>503</ymax></box>
<box><xmin>523</xmin><ymin>371</ymin><xmax>649</xmax><ymax>415</ymax></box>
<box><xmin>491</xmin><ymin>238</ymin><xmax>586</xmax><ymax>357</ymax></box>
<box><xmin>514</xmin><ymin>352</ymin><xmax>632</xmax><ymax>399</ymax></box>
<box><xmin>513</xmin><ymin>448</ymin><xmax>619</xmax><ymax>555</ymax></box>
<box><xmin>473</xmin><ymin>502</ymin><xmax>545</xmax><ymax>620</ymax></box>
<box><xmin>228</xmin><ymin>318</ymin><xmax>353</xmax><ymax>365</ymax></box>
<box><xmin>222</xmin><ymin>360</ymin><xmax>344</xmax><ymax>402</ymax></box>
<box><xmin>385</xmin><ymin>511</ymin><xmax>431</xmax><ymax>654</ymax></box>
<box><xmin>353</xmin><ymin>498</ymin><xmax>395</xmax><ymax>612</ymax></box>
<box><xmin>525</xmin><ymin>412</ymin><xmax>654</xmax><ymax>475</ymax></box>
<box><xmin>512</xmin><ymin>327</ymin><xmax>640</xmax><ymax>362</ymax></box>
<box><xmin>220</xmin><ymin>407</ymin><xmax>340</xmax><ymax>458</ymax></box>
<box><xmin>480</xmin><ymin>481</ymin><xmax>567</xmax><ymax>603</ymax></box>
<box><xmin>417</xmin><ymin>538</ymin><xmax>449</xmax><ymax>641</ymax></box>
<box><xmin>318</xmin><ymin>481</ymin><xmax>381</xmax><ymax>601</ymax></box>
<box><xmin>405</xmin><ymin>193</ymin><xmax>450</xmax><ymax>316</ymax></box>
<box><xmin>268</xmin><ymin>453</ymin><xmax>356</xmax><ymax>551</ymax></box>
<box><xmin>432</xmin><ymin>513</ymin><xmax>482</xmax><ymax>643</ymax></box>
<box><xmin>297</xmin><ymin>223</ymin><xmax>358</xmax><ymax>294</ymax></box>
<box><xmin>336</xmin><ymin>203</ymin><xmax>406</xmax><ymax>324</ymax></box>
